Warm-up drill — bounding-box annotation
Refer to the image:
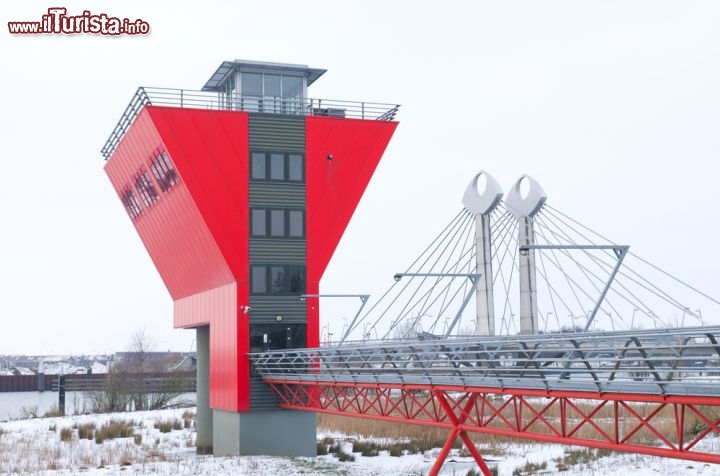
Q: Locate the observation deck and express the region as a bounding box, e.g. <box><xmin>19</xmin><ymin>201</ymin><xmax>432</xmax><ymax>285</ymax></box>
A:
<box><xmin>101</xmin><ymin>86</ymin><xmax>400</xmax><ymax>159</ymax></box>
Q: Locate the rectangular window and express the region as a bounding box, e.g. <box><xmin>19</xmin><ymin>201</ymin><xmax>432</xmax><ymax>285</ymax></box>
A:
<box><xmin>288</xmin><ymin>266</ymin><xmax>305</xmax><ymax>293</ymax></box>
<box><xmin>241</xmin><ymin>73</ymin><xmax>262</xmax><ymax>96</ymax></box>
<box><xmin>288</xmin><ymin>154</ymin><xmax>303</xmax><ymax>181</ymax></box>
<box><xmin>251</xmin><ymin>266</ymin><xmax>267</xmax><ymax>294</ymax></box>
<box><xmin>119</xmin><ymin>186</ymin><xmax>143</xmax><ymax>221</ymax></box>
<box><xmin>250</xmin><ymin>208</ymin><xmax>304</xmax><ymax>239</ymax></box>
<box><xmin>281</xmin><ymin>76</ymin><xmax>303</xmax><ymax>114</ymax></box>
<box><xmin>251</xmin><ymin>152</ymin><xmax>266</xmax><ymax>180</ymax></box>
<box><xmin>282</xmin><ymin>76</ymin><xmax>303</xmax><ymax>98</ymax></box>
<box><xmin>250</xmin><ymin>151</ymin><xmax>305</xmax><ymax>183</ymax></box>
<box><xmin>270</xmin><ymin>209</ymin><xmax>285</xmax><ymax>237</ymax></box>
<box><xmin>251</xmin><ymin>265</ymin><xmax>306</xmax><ymax>295</ymax></box>
<box><xmin>133</xmin><ymin>170</ymin><xmax>159</xmax><ymax>208</ymax></box>
<box><xmin>242</xmin><ymin>73</ymin><xmax>262</xmax><ymax>112</ymax></box>
<box><xmin>270</xmin><ymin>266</ymin><xmax>286</xmax><ymax>294</ymax></box>
<box><xmin>288</xmin><ymin>210</ymin><xmax>304</xmax><ymax>237</ymax></box>
<box><xmin>270</xmin><ymin>153</ymin><xmax>285</xmax><ymax>180</ymax></box>
<box><xmin>264</xmin><ymin>75</ymin><xmax>281</xmax><ymax>97</ymax></box>
<box><xmin>251</xmin><ymin>209</ymin><xmax>267</xmax><ymax>237</ymax></box>
<box><xmin>149</xmin><ymin>151</ymin><xmax>179</xmax><ymax>192</ymax></box>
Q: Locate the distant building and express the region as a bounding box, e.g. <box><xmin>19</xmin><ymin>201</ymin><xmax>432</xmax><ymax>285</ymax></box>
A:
<box><xmin>113</xmin><ymin>352</ymin><xmax>195</xmax><ymax>373</ymax></box>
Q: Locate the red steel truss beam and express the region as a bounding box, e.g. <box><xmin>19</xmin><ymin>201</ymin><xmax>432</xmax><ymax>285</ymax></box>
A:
<box><xmin>263</xmin><ymin>379</ymin><xmax>720</xmax><ymax>476</ymax></box>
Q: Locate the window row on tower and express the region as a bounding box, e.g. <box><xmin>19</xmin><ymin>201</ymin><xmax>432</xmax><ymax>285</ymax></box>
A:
<box><xmin>250</xmin><ymin>151</ymin><xmax>304</xmax><ymax>182</ymax></box>
<box><xmin>251</xmin><ymin>208</ymin><xmax>304</xmax><ymax>238</ymax></box>
<box><xmin>251</xmin><ymin>264</ymin><xmax>306</xmax><ymax>295</ymax></box>
<box><xmin>118</xmin><ymin>150</ymin><xmax>179</xmax><ymax>221</ymax></box>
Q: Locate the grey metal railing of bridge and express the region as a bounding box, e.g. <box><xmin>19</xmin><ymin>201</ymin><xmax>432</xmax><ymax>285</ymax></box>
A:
<box><xmin>250</xmin><ymin>325</ymin><xmax>720</xmax><ymax>397</ymax></box>
<box><xmin>101</xmin><ymin>87</ymin><xmax>400</xmax><ymax>160</ymax></box>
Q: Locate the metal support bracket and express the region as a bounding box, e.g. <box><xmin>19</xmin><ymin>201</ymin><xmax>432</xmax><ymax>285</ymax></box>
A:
<box><xmin>518</xmin><ymin>244</ymin><xmax>629</xmax><ymax>331</ymax></box>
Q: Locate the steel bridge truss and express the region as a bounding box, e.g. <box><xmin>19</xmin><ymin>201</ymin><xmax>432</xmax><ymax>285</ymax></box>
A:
<box><xmin>262</xmin><ymin>380</ymin><xmax>720</xmax><ymax>475</ymax></box>
<box><xmin>251</xmin><ymin>326</ymin><xmax>720</xmax><ymax>475</ymax></box>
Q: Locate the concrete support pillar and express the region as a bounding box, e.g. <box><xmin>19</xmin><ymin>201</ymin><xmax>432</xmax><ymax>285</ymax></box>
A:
<box><xmin>475</xmin><ymin>214</ymin><xmax>495</xmax><ymax>335</ymax></box>
<box><xmin>461</xmin><ymin>171</ymin><xmax>503</xmax><ymax>337</ymax></box>
<box><xmin>518</xmin><ymin>217</ymin><xmax>538</xmax><ymax>334</ymax></box>
<box><xmin>195</xmin><ymin>325</ymin><xmax>213</xmax><ymax>453</ymax></box>
<box><xmin>505</xmin><ymin>175</ymin><xmax>546</xmax><ymax>336</ymax></box>
<box><xmin>213</xmin><ymin>409</ymin><xmax>316</xmax><ymax>457</ymax></box>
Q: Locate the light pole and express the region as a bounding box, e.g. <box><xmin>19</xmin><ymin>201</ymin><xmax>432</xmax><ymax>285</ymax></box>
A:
<box><xmin>631</xmin><ymin>308</ymin><xmax>640</xmax><ymax>329</ymax></box>
<box><xmin>567</xmin><ymin>314</ymin><xmax>575</xmax><ymax>332</ymax></box>
<box><xmin>546</xmin><ymin>312</ymin><xmax>553</xmax><ymax>332</ymax></box>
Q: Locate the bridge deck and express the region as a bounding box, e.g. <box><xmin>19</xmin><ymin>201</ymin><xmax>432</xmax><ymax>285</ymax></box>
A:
<box><xmin>251</xmin><ymin>325</ymin><xmax>720</xmax><ymax>397</ymax></box>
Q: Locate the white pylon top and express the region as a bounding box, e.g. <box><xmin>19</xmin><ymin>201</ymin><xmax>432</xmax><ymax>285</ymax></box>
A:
<box><xmin>505</xmin><ymin>175</ymin><xmax>547</xmax><ymax>218</ymax></box>
<box><xmin>462</xmin><ymin>171</ymin><xmax>504</xmax><ymax>215</ymax></box>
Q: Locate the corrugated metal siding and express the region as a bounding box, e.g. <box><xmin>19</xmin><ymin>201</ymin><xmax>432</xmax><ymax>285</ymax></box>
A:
<box><xmin>248</xmin><ymin>183</ymin><xmax>305</xmax><ymax>207</ymax></box>
<box><xmin>248</xmin><ymin>113</ymin><xmax>307</xmax><ymax>408</ymax></box>
<box><xmin>248</xmin><ymin>113</ymin><xmax>305</xmax><ymax>151</ymax></box>
<box><xmin>249</xmin><ymin>296</ymin><xmax>306</xmax><ymax>324</ymax></box>
<box><xmin>249</xmin><ymin>240</ymin><xmax>306</xmax><ymax>264</ymax></box>
<box><xmin>249</xmin><ymin>377</ymin><xmax>279</xmax><ymax>410</ymax></box>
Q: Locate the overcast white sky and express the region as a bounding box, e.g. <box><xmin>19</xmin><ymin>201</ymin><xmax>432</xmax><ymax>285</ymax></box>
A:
<box><xmin>1</xmin><ymin>1</ymin><xmax>718</xmax><ymax>355</ymax></box>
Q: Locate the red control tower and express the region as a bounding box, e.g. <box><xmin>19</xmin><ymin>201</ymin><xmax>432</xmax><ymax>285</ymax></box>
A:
<box><xmin>102</xmin><ymin>60</ymin><xmax>398</xmax><ymax>456</ymax></box>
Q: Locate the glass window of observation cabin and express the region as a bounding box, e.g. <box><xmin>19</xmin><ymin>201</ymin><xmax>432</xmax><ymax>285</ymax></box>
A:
<box><xmin>221</xmin><ymin>74</ymin><xmax>235</xmax><ymax>94</ymax></box>
<box><xmin>252</xmin><ymin>266</ymin><xmax>267</xmax><ymax>294</ymax></box>
<box><xmin>251</xmin><ymin>209</ymin><xmax>267</xmax><ymax>237</ymax></box>
<box><xmin>282</xmin><ymin>76</ymin><xmax>303</xmax><ymax>98</ymax></box>
<box><xmin>264</xmin><ymin>75</ymin><xmax>281</xmax><ymax>97</ymax></box>
<box><xmin>288</xmin><ymin>154</ymin><xmax>303</xmax><ymax>181</ymax></box>
<box><xmin>251</xmin><ymin>152</ymin><xmax>266</xmax><ymax>180</ymax></box>
<box><xmin>270</xmin><ymin>153</ymin><xmax>285</xmax><ymax>180</ymax></box>
<box><xmin>270</xmin><ymin>209</ymin><xmax>285</xmax><ymax>237</ymax></box>
<box><xmin>241</xmin><ymin>73</ymin><xmax>262</xmax><ymax>96</ymax></box>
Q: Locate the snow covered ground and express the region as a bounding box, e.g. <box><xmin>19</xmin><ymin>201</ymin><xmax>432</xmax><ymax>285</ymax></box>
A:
<box><xmin>0</xmin><ymin>408</ymin><xmax>719</xmax><ymax>475</ymax></box>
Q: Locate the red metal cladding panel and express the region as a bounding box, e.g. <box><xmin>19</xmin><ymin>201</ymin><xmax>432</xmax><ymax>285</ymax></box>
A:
<box><xmin>175</xmin><ymin>284</ymin><xmax>247</xmax><ymax>412</ymax></box>
<box><xmin>104</xmin><ymin>108</ymin><xmax>234</xmax><ymax>303</ymax></box>
<box><xmin>146</xmin><ymin>106</ymin><xmax>252</xmax><ymax>411</ymax></box>
<box><xmin>106</xmin><ymin>106</ymin><xmax>252</xmax><ymax>411</ymax></box>
<box><xmin>174</xmin><ymin>283</ymin><xmax>232</xmax><ymax>328</ymax></box>
<box><xmin>305</xmin><ymin>116</ymin><xmax>397</xmax><ymax>347</ymax></box>
<box><xmin>305</xmin><ymin>281</ymin><xmax>320</xmax><ymax>349</ymax></box>
<box><xmin>146</xmin><ymin>106</ymin><xmax>250</xmax><ymax>287</ymax></box>
<box><xmin>175</xmin><ymin>283</ymin><xmax>243</xmax><ymax>411</ymax></box>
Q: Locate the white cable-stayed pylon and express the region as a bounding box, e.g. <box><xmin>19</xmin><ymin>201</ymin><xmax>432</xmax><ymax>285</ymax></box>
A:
<box><xmin>335</xmin><ymin>173</ymin><xmax>720</xmax><ymax>345</ymax></box>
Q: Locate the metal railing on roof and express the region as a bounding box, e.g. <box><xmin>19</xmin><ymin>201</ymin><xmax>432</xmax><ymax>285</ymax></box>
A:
<box><xmin>250</xmin><ymin>325</ymin><xmax>720</xmax><ymax>397</ymax></box>
<box><xmin>101</xmin><ymin>86</ymin><xmax>400</xmax><ymax>160</ymax></box>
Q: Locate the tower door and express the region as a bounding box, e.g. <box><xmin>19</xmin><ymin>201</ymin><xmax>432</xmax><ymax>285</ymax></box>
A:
<box><xmin>250</xmin><ymin>324</ymin><xmax>306</xmax><ymax>352</ymax></box>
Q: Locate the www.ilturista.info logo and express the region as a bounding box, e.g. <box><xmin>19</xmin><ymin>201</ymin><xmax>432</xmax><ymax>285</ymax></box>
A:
<box><xmin>8</xmin><ymin>8</ymin><xmax>150</xmax><ymax>35</ymax></box>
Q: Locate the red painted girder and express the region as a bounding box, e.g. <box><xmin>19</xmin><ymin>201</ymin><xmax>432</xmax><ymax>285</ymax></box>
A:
<box><xmin>263</xmin><ymin>379</ymin><xmax>720</xmax><ymax>405</ymax></box>
<box><xmin>263</xmin><ymin>379</ymin><xmax>720</xmax><ymax>466</ymax></box>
